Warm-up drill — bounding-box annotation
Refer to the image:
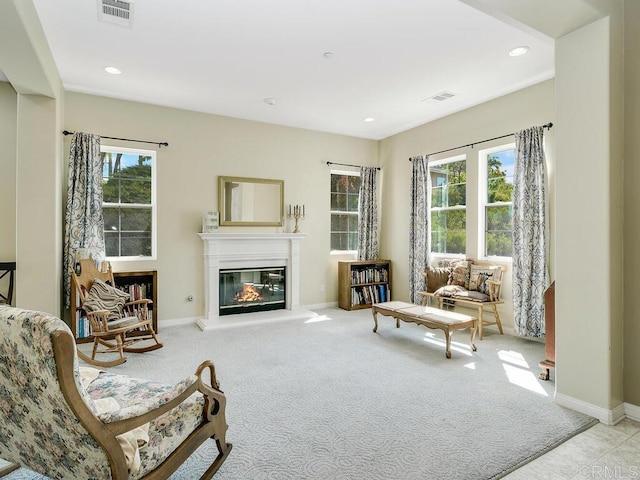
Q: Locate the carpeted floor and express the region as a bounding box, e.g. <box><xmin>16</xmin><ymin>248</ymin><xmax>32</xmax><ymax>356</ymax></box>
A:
<box><xmin>4</xmin><ymin>307</ymin><xmax>595</xmax><ymax>479</ymax></box>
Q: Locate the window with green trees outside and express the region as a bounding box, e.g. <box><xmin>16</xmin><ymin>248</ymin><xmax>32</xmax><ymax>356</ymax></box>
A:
<box><xmin>429</xmin><ymin>155</ymin><xmax>466</xmax><ymax>254</ymax></box>
<box><xmin>484</xmin><ymin>146</ymin><xmax>515</xmax><ymax>257</ymax></box>
<box><xmin>101</xmin><ymin>146</ymin><xmax>156</xmax><ymax>259</ymax></box>
<box><xmin>330</xmin><ymin>172</ymin><xmax>361</xmax><ymax>252</ymax></box>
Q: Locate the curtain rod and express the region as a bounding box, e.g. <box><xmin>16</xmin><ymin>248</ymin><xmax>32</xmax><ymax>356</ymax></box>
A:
<box><xmin>62</xmin><ymin>130</ymin><xmax>169</xmax><ymax>148</ymax></box>
<box><xmin>326</xmin><ymin>161</ymin><xmax>380</xmax><ymax>170</ymax></box>
<box><xmin>410</xmin><ymin>122</ymin><xmax>553</xmax><ymax>160</ymax></box>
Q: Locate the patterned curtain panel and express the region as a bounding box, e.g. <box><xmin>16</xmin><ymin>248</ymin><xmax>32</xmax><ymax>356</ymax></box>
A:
<box><xmin>63</xmin><ymin>133</ymin><xmax>106</xmax><ymax>308</ymax></box>
<box><xmin>409</xmin><ymin>155</ymin><xmax>431</xmax><ymax>303</ymax></box>
<box><xmin>512</xmin><ymin>126</ymin><xmax>547</xmax><ymax>337</ymax></box>
<box><xmin>357</xmin><ymin>166</ymin><xmax>379</xmax><ymax>261</ymax></box>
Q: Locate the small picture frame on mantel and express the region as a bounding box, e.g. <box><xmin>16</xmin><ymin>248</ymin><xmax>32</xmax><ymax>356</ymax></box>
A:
<box><xmin>202</xmin><ymin>211</ymin><xmax>219</xmax><ymax>233</ymax></box>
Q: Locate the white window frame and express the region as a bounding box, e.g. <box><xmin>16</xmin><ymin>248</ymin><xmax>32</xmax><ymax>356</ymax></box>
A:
<box><xmin>330</xmin><ymin>169</ymin><xmax>360</xmax><ymax>254</ymax></box>
<box><xmin>429</xmin><ymin>154</ymin><xmax>467</xmax><ymax>258</ymax></box>
<box><xmin>101</xmin><ymin>145</ymin><xmax>157</xmax><ymax>261</ymax></box>
<box><xmin>478</xmin><ymin>143</ymin><xmax>515</xmax><ymax>260</ymax></box>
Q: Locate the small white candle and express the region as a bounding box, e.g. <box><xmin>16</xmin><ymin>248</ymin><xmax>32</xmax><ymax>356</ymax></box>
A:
<box><xmin>302</xmin><ymin>204</ymin><xmax>305</xmax><ymax>216</ymax></box>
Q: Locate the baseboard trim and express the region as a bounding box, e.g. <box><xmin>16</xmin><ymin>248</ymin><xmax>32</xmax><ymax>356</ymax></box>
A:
<box><xmin>302</xmin><ymin>302</ymin><xmax>338</xmax><ymax>310</ymax></box>
<box><xmin>160</xmin><ymin>306</ymin><xmax>339</xmax><ymax>328</ymax></box>
<box><xmin>159</xmin><ymin>316</ymin><xmax>199</xmax><ymax>328</ymax></box>
<box><xmin>555</xmin><ymin>392</ymin><xmax>625</xmax><ymax>425</ymax></box>
<box><xmin>625</xmin><ymin>402</ymin><xmax>640</xmax><ymax>422</ymax></box>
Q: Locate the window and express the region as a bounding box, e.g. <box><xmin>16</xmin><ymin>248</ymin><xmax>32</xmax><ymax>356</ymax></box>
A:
<box><xmin>481</xmin><ymin>144</ymin><xmax>515</xmax><ymax>257</ymax></box>
<box><xmin>330</xmin><ymin>172</ymin><xmax>361</xmax><ymax>251</ymax></box>
<box><xmin>429</xmin><ymin>155</ymin><xmax>466</xmax><ymax>254</ymax></box>
<box><xmin>101</xmin><ymin>146</ymin><xmax>156</xmax><ymax>259</ymax></box>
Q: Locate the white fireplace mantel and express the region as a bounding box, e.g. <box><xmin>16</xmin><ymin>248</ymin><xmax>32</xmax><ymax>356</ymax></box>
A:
<box><xmin>197</xmin><ymin>233</ymin><xmax>307</xmax><ymax>330</ymax></box>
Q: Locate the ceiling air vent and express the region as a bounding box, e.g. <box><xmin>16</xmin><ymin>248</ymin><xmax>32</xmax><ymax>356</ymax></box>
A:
<box><xmin>98</xmin><ymin>0</ymin><xmax>134</xmax><ymax>27</ymax></box>
<box><xmin>423</xmin><ymin>91</ymin><xmax>456</xmax><ymax>103</ymax></box>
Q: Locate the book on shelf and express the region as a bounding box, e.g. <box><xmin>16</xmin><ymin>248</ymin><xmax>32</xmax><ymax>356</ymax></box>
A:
<box><xmin>350</xmin><ymin>266</ymin><xmax>389</xmax><ymax>285</ymax></box>
<box><xmin>116</xmin><ymin>282</ymin><xmax>153</xmax><ymax>302</ymax></box>
<box><xmin>349</xmin><ymin>284</ymin><xmax>390</xmax><ymax>307</ymax></box>
<box><xmin>77</xmin><ymin>314</ymin><xmax>91</xmax><ymax>339</ymax></box>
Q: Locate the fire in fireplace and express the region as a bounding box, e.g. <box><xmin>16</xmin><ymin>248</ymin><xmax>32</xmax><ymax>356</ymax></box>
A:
<box><xmin>219</xmin><ymin>267</ymin><xmax>286</xmax><ymax>316</ymax></box>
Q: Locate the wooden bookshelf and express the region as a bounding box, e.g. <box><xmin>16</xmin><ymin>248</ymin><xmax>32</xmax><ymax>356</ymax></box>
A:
<box><xmin>113</xmin><ymin>270</ymin><xmax>158</xmax><ymax>329</ymax></box>
<box><xmin>71</xmin><ymin>269</ymin><xmax>158</xmax><ymax>342</ymax></box>
<box><xmin>338</xmin><ymin>260</ymin><xmax>391</xmax><ymax>310</ymax></box>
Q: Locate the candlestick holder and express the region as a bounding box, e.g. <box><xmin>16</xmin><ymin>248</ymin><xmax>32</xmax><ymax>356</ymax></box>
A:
<box><xmin>287</xmin><ymin>204</ymin><xmax>306</xmax><ymax>233</ymax></box>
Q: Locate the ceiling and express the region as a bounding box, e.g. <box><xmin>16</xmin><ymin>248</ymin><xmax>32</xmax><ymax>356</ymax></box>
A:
<box><xmin>30</xmin><ymin>0</ymin><xmax>557</xmax><ymax>140</ymax></box>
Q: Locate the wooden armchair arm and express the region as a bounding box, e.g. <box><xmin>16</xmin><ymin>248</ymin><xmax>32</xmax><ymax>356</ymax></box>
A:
<box><xmin>124</xmin><ymin>298</ymin><xmax>153</xmax><ymax>307</ymax></box>
<box><xmin>196</xmin><ymin>360</ymin><xmax>221</xmax><ymax>390</ymax></box>
<box><xmin>122</xmin><ymin>298</ymin><xmax>153</xmax><ymax>321</ymax></box>
<box><xmin>85</xmin><ymin>310</ymin><xmax>110</xmax><ymax>332</ymax></box>
<box><xmin>486</xmin><ymin>279</ymin><xmax>502</xmax><ymax>302</ymax></box>
<box><xmin>98</xmin><ymin>361</ymin><xmax>226</xmax><ymax>436</ymax></box>
<box><xmin>416</xmin><ymin>291</ymin><xmax>437</xmax><ymax>306</ymax></box>
<box><xmin>196</xmin><ymin>361</ymin><xmax>227</xmax><ymax>423</ymax></box>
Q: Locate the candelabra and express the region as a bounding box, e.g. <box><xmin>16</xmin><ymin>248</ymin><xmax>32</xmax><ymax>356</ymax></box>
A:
<box><xmin>287</xmin><ymin>204</ymin><xmax>306</xmax><ymax>233</ymax></box>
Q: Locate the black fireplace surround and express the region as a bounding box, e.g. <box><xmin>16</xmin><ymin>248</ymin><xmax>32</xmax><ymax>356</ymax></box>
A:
<box><xmin>219</xmin><ymin>267</ymin><xmax>286</xmax><ymax>316</ymax></box>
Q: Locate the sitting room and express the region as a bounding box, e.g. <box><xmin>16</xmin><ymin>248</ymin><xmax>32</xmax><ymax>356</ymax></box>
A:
<box><xmin>1</xmin><ymin>1</ymin><xmax>640</xmax><ymax>479</ymax></box>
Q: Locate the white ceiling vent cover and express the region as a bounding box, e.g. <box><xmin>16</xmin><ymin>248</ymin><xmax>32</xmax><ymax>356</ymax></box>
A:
<box><xmin>98</xmin><ymin>0</ymin><xmax>134</xmax><ymax>27</ymax></box>
<box><xmin>424</xmin><ymin>91</ymin><xmax>456</xmax><ymax>102</ymax></box>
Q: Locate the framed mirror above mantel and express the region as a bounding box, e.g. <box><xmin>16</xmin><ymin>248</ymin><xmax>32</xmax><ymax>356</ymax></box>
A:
<box><xmin>218</xmin><ymin>176</ymin><xmax>284</xmax><ymax>226</ymax></box>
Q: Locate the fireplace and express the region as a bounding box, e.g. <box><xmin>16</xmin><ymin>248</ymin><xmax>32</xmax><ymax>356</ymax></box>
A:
<box><xmin>197</xmin><ymin>233</ymin><xmax>307</xmax><ymax>330</ymax></box>
<box><xmin>219</xmin><ymin>267</ymin><xmax>286</xmax><ymax>315</ymax></box>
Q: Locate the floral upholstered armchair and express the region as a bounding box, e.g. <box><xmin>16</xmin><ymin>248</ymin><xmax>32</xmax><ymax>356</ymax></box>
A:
<box><xmin>0</xmin><ymin>306</ymin><xmax>232</xmax><ymax>480</ymax></box>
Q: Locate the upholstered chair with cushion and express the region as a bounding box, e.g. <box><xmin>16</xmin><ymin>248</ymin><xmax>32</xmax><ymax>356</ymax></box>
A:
<box><xmin>420</xmin><ymin>258</ymin><xmax>507</xmax><ymax>339</ymax></box>
<box><xmin>0</xmin><ymin>306</ymin><xmax>232</xmax><ymax>480</ymax></box>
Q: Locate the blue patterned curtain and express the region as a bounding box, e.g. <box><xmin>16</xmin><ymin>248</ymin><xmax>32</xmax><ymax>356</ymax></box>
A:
<box><xmin>512</xmin><ymin>126</ymin><xmax>547</xmax><ymax>337</ymax></box>
<box><xmin>63</xmin><ymin>133</ymin><xmax>105</xmax><ymax>308</ymax></box>
<box><xmin>357</xmin><ymin>166</ymin><xmax>379</xmax><ymax>260</ymax></box>
<box><xmin>409</xmin><ymin>155</ymin><xmax>431</xmax><ymax>303</ymax></box>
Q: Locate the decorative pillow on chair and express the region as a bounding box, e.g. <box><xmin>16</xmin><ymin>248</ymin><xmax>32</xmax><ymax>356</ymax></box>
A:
<box><xmin>452</xmin><ymin>290</ymin><xmax>490</xmax><ymax>302</ymax></box>
<box><xmin>83</xmin><ymin>278</ymin><xmax>130</xmax><ymax>321</ymax></box>
<box><xmin>448</xmin><ymin>260</ymin><xmax>472</xmax><ymax>289</ymax></box>
<box><xmin>469</xmin><ymin>265</ymin><xmax>501</xmax><ymax>296</ymax></box>
<box><xmin>425</xmin><ymin>266</ymin><xmax>451</xmax><ymax>293</ymax></box>
<box><xmin>434</xmin><ymin>285</ymin><xmax>468</xmax><ymax>298</ymax></box>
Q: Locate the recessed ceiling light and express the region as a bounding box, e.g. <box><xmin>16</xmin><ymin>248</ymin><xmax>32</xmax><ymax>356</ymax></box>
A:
<box><xmin>264</xmin><ymin>97</ymin><xmax>277</xmax><ymax>106</ymax></box>
<box><xmin>323</xmin><ymin>52</ymin><xmax>334</xmax><ymax>59</ymax></box>
<box><xmin>104</xmin><ymin>66</ymin><xmax>122</xmax><ymax>75</ymax></box>
<box><xmin>363</xmin><ymin>117</ymin><xmax>375</xmax><ymax>123</ymax></box>
<box><xmin>509</xmin><ymin>46</ymin><xmax>530</xmax><ymax>57</ymax></box>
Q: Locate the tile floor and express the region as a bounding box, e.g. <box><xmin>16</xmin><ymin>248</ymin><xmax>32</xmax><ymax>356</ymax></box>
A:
<box><xmin>504</xmin><ymin>417</ymin><xmax>640</xmax><ymax>479</ymax></box>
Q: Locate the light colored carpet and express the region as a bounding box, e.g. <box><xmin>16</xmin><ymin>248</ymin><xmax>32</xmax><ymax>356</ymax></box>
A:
<box><xmin>4</xmin><ymin>307</ymin><xmax>595</xmax><ymax>480</ymax></box>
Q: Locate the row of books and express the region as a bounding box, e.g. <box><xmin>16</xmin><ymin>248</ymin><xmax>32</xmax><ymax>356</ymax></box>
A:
<box><xmin>350</xmin><ymin>267</ymin><xmax>389</xmax><ymax>285</ymax></box>
<box><xmin>117</xmin><ymin>282</ymin><xmax>152</xmax><ymax>302</ymax></box>
<box><xmin>76</xmin><ymin>309</ymin><xmax>154</xmax><ymax>339</ymax></box>
<box><xmin>351</xmin><ymin>284</ymin><xmax>390</xmax><ymax>307</ymax></box>
<box><xmin>77</xmin><ymin>316</ymin><xmax>92</xmax><ymax>339</ymax></box>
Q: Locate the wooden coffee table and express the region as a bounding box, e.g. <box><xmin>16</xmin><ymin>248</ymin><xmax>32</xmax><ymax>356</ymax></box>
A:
<box><xmin>372</xmin><ymin>301</ymin><xmax>478</xmax><ymax>358</ymax></box>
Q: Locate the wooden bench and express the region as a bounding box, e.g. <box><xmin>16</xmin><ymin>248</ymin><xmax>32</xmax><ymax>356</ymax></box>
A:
<box><xmin>418</xmin><ymin>261</ymin><xmax>507</xmax><ymax>339</ymax></box>
<box><xmin>371</xmin><ymin>301</ymin><xmax>477</xmax><ymax>358</ymax></box>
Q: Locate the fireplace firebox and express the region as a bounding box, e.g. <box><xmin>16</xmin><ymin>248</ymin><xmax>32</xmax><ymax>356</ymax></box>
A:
<box><xmin>219</xmin><ymin>267</ymin><xmax>286</xmax><ymax>316</ymax></box>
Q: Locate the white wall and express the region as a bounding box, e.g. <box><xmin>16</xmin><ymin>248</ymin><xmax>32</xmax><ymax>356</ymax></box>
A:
<box><xmin>555</xmin><ymin>15</ymin><xmax>624</xmax><ymax>415</ymax></box>
<box><xmin>64</xmin><ymin>92</ymin><xmax>379</xmax><ymax>322</ymax></box>
<box><xmin>624</xmin><ymin>0</ymin><xmax>640</xmax><ymax>410</ymax></box>
<box><xmin>0</xmin><ymin>82</ymin><xmax>17</xmax><ymax>302</ymax></box>
<box><xmin>378</xmin><ymin>79</ymin><xmax>556</xmax><ymax>332</ymax></box>
<box><xmin>15</xmin><ymin>93</ymin><xmax>64</xmax><ymax>313</ymax></box>
<box><xmin>0</xmin><ymin>0</ymin><xmax>65</xmax><ymax>314</ymax></box>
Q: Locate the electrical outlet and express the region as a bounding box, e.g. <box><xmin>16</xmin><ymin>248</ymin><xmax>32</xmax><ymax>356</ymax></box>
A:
<box><xmin>319</xmin><ymin>284</ymin><xmax>325</xmax><ymax>292</ymax></box>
